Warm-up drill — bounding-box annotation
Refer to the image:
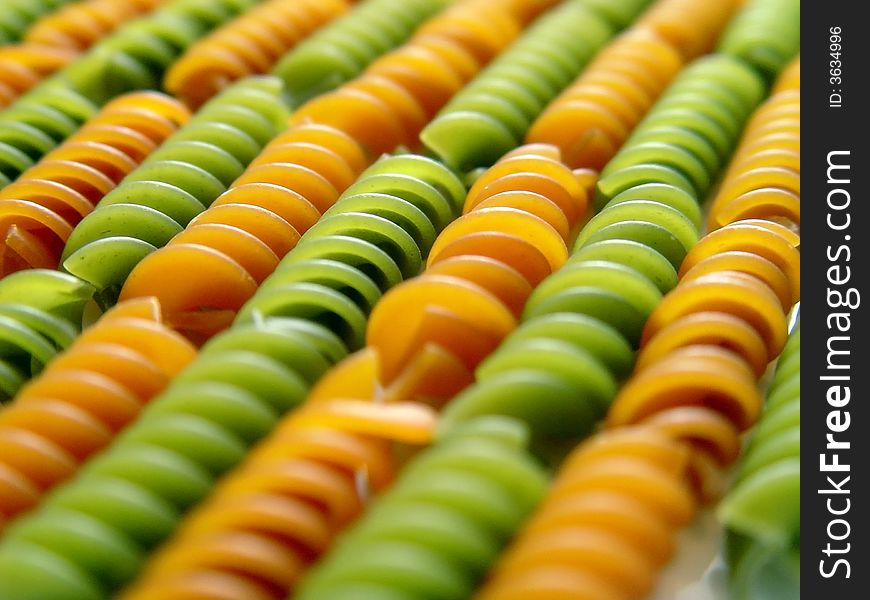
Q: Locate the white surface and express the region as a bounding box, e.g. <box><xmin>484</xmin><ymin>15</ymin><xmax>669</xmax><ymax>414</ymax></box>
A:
<box><xmin>648</xmin><ymin>508</ymin><xmax>731</xmax><ymax>600</ymax></box>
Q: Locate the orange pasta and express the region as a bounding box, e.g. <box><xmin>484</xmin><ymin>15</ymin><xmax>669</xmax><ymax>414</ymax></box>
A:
<box><xmin>313</xmin><ymin>144</ymin><xmax>590</xmax><ymax>405</ymax></box>
<box><xmin>165</xmin><ymin>0</ymin><xmax>351</xmax><ymax>109</ymax></box>
<box><xmin>526</xmin><ymin>27</ymin><xmax>686</xmax><ymax>169</ymax></box>
<box><xmin>637</xmin><ymin>0</ymin><xmax>743</xmax><ymax>59</ymax></box>
<box><xmin>708</xmin><ymin>60</ymin><xmax>801</xmax><ymax>230</ymax></box>
<box><xmin>0</xmin><ymin>91</ymin><xmax>190</xmax><ymax>277</ymax></box>
<box><xmin>0</xmin><ymin>0</ymin><xmax>164</xmax><ymax>107</ymax></box>
<box><xmin>289</xmin><ymin>0</ymin><xmax>526</xmax><ymax>155</ymax></box>
<box><xmin>475</xmin><ymin>426</ymin><xmax>697</xmax><ymax>600</ymax></box>
<box><xmin>118</xmin><ymin>124</ymin><xmax>367</xmax><ymax>341</ymax></box>
<box><xmin>24</xmin><ymin>0</ymin><xmax>163</xmax><ymax>49</ymax></box>
<box><xmin>0</xmin><ymin>296</ymin><xmax>196</xmax><ymax>526</ymax></box>
<box><xmin>117</xmin><ymin>398</ymin><xmax>436</xmax><ymax>600</ymax></box>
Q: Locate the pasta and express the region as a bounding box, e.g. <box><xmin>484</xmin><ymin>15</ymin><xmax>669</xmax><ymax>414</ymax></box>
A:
<box><xmin>0</xmin><ymin>296</ymin><xmax>196</xmax><ymax>526</ymax></box>
<box><xmin>118</xmin><ymin>123</ymin><xmax>367</xmax><ymax>341</ymax></box>
<box><xmin>479</xmin><ymin>58</ymin><xmax>802</xmax><ymax>600</ymax></box>
<box><xmin>637</xmin><ymin>0</ymin><xmax>743</xmax><ymax>60</ymax></box>
<box><xmin>0</xmin><ymin>269</ymin><xmax>94</xmax><ymax>401</ymax></box>
<box><xmin>0</xmin><ymin>149</ymin><xmax>467</xmax><ymax>597</ymax></box>
<box><xmin>353</xmin><ymin>144</ymin><xmax>589</xmax><ymax>404</ymax></box>
<box><xmin>719</xmin><ymin>318</ymin><xmax>800</xmax><ymax>600</ymax></box>
<box><xmin>716</xmin><ymin>0</ymin><xmax>801</xmax><ymax>80</ymax></box>
<box><xmin>0</xmin><ymin>79</ymin><xmax>98</xmax><ymax>188</ymax></box>
<box><xmin>707</xmin><ymin>59</ymin><xmax>800</xmax><ymax>231</ymax></box>
<box><xmin>0</xmin><ymin>1</ymin><xmax>74</xmax><ymax>45</ymax></box>
<box><xmin>59</xmin><ymin>77</ymin><xmax>287</xmax><ymax>301</ymax></box>
<box><xmin>295</xmin><ymin>417</ymin><xmax>548</xmax><ymax>600</ymax></box>
<box><xmin>288</xmin><ymin>0</ymin><xmax>531</xmax><ymax>157</ymax></box>
<box><xmin>1</xmin><ymin>91</ymin><xmax>190</xmax><ymax>277</ymax></box>
<box><xmin>235</xmin><ymin>152</ymin><xmax>467</xmax><ymax>350</ymax></box>
<box><xmin>0</xmin><ymin>315</ymin><xmax>349</xmax><ymax>599</ymax></box>
<box><xmin>419</xmin><ymin>0</ymin><xmax>621</xmax><ymax>170</ymax></box>
<box><xmin>25</xmin><ymin>0</ymin><xmax>166</xmax><ymax>50</ymax></box>
<box><xmin>118</xmin><ymin>397</ymin><xmax>437</xmax><ymax>600</ymax></box>
<box><xmin>474</xmin><ymin>426</ymin><xmax>698</xmax><ymax>600</ymax></box>
<box><xmin>52</xmin><ymin>0</ymin><xmax>261</xmax><ymax>105</ymax></box>
<box><xmin>272</xmin><ymin>0</ymin><xmax>453</xmax><ymax>105</ymax></box>
<box><xmin>165</xmin><ymin>0</ymin><xmax>351</xmax><ymax>109</ymax></box>
<box><xmin>0</xmin><ymin>45</ymin><xmax>78</xmax><ymax>109</ymax></box>
<box><xmin>441</xmin><ymin>53</ymin><xmax>763</xmax><ymax>441</ymax></box>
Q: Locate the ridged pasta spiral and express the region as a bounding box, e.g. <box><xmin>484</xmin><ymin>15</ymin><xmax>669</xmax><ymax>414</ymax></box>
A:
<box><xmin>0</xmin><ymin>269</ymin><xmax>94</xmax><ymax>401</ymax></box>
<box><xmin>288</xmin><ymin>0</ymin><xmax>531</xmax><ymax>157</ymax></box>
<box><xmin>0</xmin><ymin>45</ymin><xmax>78</xmax><ymax>109</ymax></box>
<box><xmin>0</xmin><ymin>296</ymin><xmax>196</xmax><ymax>528</ymax></box>
<box><xmin>52</xmin><ymin>0</ymin><xmax>261</xmax><ymax>105</ymax></box>
<box><xmin>0</xmin><ymin>80</ymin><xmax>98</xmax><ymax>189</ymax></box>
<box><xmin>118</xmin><ymin>123</ymin><xmax>368</xmax><ymax>342</ymax></box>
<box><xmin>0</xmin><ymin>1</ymin><xmax>74</xmax><ymax>45</ymax></box>
<box><xmin>716</xmin><ymin>0</ymin><xmax>800</xmax><ymax>80</ymax></box>
<box><xmin>24</xmin><ymin>0</ymin><xmax>166</xmax><ymax>50</ymax></box>
<box><xmin>441</xmin><ymin>54</ymin><xmax>764</xmax><ymax>442</ymax></box>
<box><xmin>637</xmin><ymin>0</ymin><xmax>743</xmax><ymax>60</ymax></box>
<box><xmin>272</xmin><ymin>0</ymin><xmax>453</xmax><ymax>106</ymax></box>
<box><xmin>59</xmin><ymin>76</ymin><xmax>288</xmax><ymax>302</ymax></box>
<box><xmin>473</xmin><ymin>425</ymin><xmax>698</xmax><ymax>600</ymax></box>
<box><xmin>166</xmin><ymin>0</ymin><xmax>351</xmax><ymax>109</ymax></box>
<box><xmin>420</xmin><ymin>0</ymin><xmax>627</xmax><ymax>170</ymax></box>
<box><xmin>321</xmin><ymin>144</ymin><xmax>590</xmax><ymax>405</ymax></box>
<box><xmin>525</xmin><ymin>29</ymin><xmax>683</xmax><ymax>169</ymax></box>
<box><xmin>707</xmin><ymin>59</ymin><xmax>800</xmax><ymax>231</ymax></box>
<box><xmin>719</xmin><ymin>317</ymin><xmax>800</xmax><ymax>600</ymax></box>
<box><xmin>1</xmin><ymin>91</ymin><xmax>190</xmax><ymax>277</ymax></box>
<box><xmin>295</xmin><ymin>416</ymin><xmax>548</xmax><ymax>600</ymax></box>
<box><xmin>235</xmin><ymin>152</ymin><xmax>467</xmax><ymax>349</ymax></box>
<box><xmin>118</xmin><ymin>398</ymin><xmax>436</xmax><ymax>600</ymax></box>
<box><xmin>0</xmin><ymin>152</ymin><xmax>468</xmax><ymax>598</ymax></box>
<box><xmin>0</xmin><ymin>1</ymin><xmax>165</xmax><ymax>106</ymax></box>
<box><xmin>0</xmin><ymin>313</ymin><xmax>349</xmax><ymax>600</ymax></box>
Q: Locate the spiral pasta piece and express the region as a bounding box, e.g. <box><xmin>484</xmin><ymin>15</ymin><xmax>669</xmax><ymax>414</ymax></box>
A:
<box><xmin>24</xmin><ymin>0</ymin><xmax>165</xmax><ymax>51</ymax></box>
<box><xmin>441</xmin><ymin>54</ymin><xmax>763</xmax><ymax>442</ymax></box>
<box><xmin>0</xmin><ymin>296</ymin><xmax>196</xmax><ymax>527</ymax></box>
<box><xmin>295</xmin><ymin>416</ymin><xmax>548</xmax><ymax>600</ymax></box>
<box><xmin>119</xmin><ymin>397</ymin><xmax>436</xmax><ymax>600</ymax></box>
<box><xmin>273</xmin><ymin>0</ymin><xmax>453</xmax><ymax>105</ymax></box>
<box><xmin>526</xmin><ymin>12</ymin><xmax>701</xmax><ymax>170</ymax></box>
<box><xmin>719</xmin><ymin>318</ymin><xmax>799</xmax><ymax>600</ymax></box>
<box><xmin>602</xmin><ymin>64</ymin><xmax>801</xmax><ymax>504</ymax></box>
<box><xmin>716</xmin><ymin>0</ymin><xmax>800</xmax><ymax>80</ymax></box>
<box><xmin>0</xmin><ymin>312</ymin><xmax>352</xmax><ymax>599</ymax></box>
<box><xmin>0</xmin><ymin>45</ymin><xmax>78</xmax><ymax>109</ymax></box>
<box><xmin>0</xmin><ymin>269</ymin><xmax>94</xmax><ymax>401</ymax></box>
<box><xmin>474</xmin><ymin>425</ymin><xmax>697</xmax><ymax>600</ymax></box>
<box><xmin>0</xmin><ymin>91</ymin><xmax>190</xmax><ymax>277</ymax></box>
<box><xmin>708</xmin><ymin>62</ymin><xmax>800</xmax><ymax>230</ymax></box>
<box><xmin>312</xmin><ymin>144</ymin><xmax>588</xmax><ymax>406</ymax></box>
<box><xmin>59</xmin><ymin>76</ymin><xmax>287</xmax><ymax>302</ymax></box>
<box><xmin>288</xmin><ymin>0</ymin><xmax>531</xmax><ymax>157</ymax></box>
<box><xmin>0</xmin><ymin>0</ymin><xmax>255</xmax><ymax>174</ymax></box>
<box><xmin>0</xmin><ymin>79</ymin><xmax>98</xmax><ymax>187</ymax></box>
<box><xmin>0</xmin><ymin>152</ymin><xmax>469</xmax><ymax>597</ymax></box>
<box><xmin>0</xmin><ymin>1</ymin><xmax>166</xmax><ymax>106</ymax></box>
<box><xmin>166</xmin><ymin>0</ymin><xmax>351</xmax><ymax>109</ymax></box>
<box><xmin>637</xmin><ymin>0</ymin><xmax>743</xmax><ymax>60</ymax></box>
<box><xmin>235</xmin><ymin>152</ymin><xmax>467</xmax><ymax>350</ymax></box>
<box><xmin>118</xmin><ymin>123</ymin><xmax>368</xmax><ymax>342</ymax></box>
<box><xmin>605</xmin><ymin>228</ymin><xmax>798</xmax><ymax>501</ymax></box>
<box><xmin>49</xmin><ymin>0</ymin><xmax>261</xmax><ymax>105</ymax></box>
<box><xmin>420</xmin><ymin>0</ymin><xmax>624</xmax><ymax>170</ymax></box>
<box><xmin>0</xmin><ymin>1</ymin><xmax>74</xmax><ymax>45</ymax></box>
